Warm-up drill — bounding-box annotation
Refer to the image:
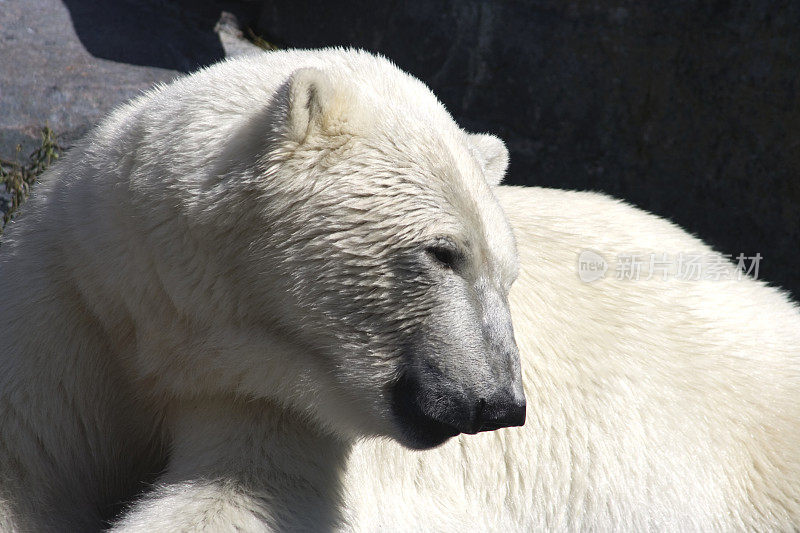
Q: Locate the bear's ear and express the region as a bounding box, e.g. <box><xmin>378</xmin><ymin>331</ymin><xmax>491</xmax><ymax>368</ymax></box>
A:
<box><xmin>469</xmin><ymin>133</ymin><xmax>509</xmax><ymax>186</ymax></box>
<box><xmin>284</xmin><ymin>67</ymin><xmax>338</xmax><ymax>143</ymax></box>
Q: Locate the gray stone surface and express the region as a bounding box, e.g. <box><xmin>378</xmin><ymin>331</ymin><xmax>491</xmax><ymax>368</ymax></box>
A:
<box><xmin>0</xmin><ymin>0</ymin><xmax>260</xmax><ymax>157</ymax></box>
<box><xmin>259</xmin><ymin>0</ymin><xmax>800</xmax><ymax>300</ymax></box>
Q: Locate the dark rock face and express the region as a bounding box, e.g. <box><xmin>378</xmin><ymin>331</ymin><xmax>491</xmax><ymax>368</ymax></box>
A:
<box><xmin>1</xmin><ymin>0</ymin><xmax>173</xmax><ymax>156</ymax></box>
<box><xmin>0</xmin><ymin>0</ymin><xmax>260</xmax><ymax>157</ymax></box>
<box><xmin>60</xmin><ymin>0</ymin><xmax>228</xmax><ymax>72</ymax></box>
<box><xmin>259</xmin><ymin>1</ymin><xmax>800</xmax><ymax>300</ymax></box>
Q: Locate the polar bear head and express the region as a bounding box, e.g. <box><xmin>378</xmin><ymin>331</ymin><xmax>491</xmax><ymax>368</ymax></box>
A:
<box><xmin>175</xmin><ymin>54</ymin><xmax>524</xmax><ymax>449</ymax></box>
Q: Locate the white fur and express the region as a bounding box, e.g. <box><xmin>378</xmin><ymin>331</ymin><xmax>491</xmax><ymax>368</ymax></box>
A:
<box><xmin>0</xmin><ymin>48</ymin><xmax>516</xmax><ymax>531</ymax></box>
<box><xmin>343</xmin><ymin>186</ymin><xmax>800</xmax><ymax>531</ymax></box>
<box><xmin>114</xmin><ymin>187</ymin><xmax>800</xmax><ymax>532</ymax></box>
<box><xmin>2</xmin><ymin>48</ymin><xmax>799</xmax><ymax>531</ymax></box>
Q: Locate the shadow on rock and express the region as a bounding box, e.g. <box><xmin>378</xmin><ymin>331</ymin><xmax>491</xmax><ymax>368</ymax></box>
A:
<box><xmin>61</xmin><ymin>0</ymin><xmax>239</xmax><ymax>72</ymax></box>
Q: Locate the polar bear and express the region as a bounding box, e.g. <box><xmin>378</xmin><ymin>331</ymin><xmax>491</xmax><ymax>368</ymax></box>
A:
<box><xmin>111</xmin><ymin>185</ymin><xmax>800</xmax><ymax>532</ymax></box>
<box><xmin>3</xmin><ymin>47</ymin><xmax>800</xmax><ymax>532</ymax></box>
<box><xmin>341</xmin><ymin>186</ymin><xmax>800</xmax><ymax>531</ymax></box>
<box><xmin>0</xmin><ymin>49</ymin><xmax>524</xmax><ymax>531</ymax></box>
<box><xmin>111</xmin><ymin>186</ymin><xmax>800</xmax><ymax>532</ymax></box>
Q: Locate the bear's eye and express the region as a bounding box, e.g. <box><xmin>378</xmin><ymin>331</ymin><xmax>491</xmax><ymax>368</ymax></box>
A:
<box><xmin>426</xmin><ymin>243</ymin><xmax>461</xmax><ymax>270</ymax></box>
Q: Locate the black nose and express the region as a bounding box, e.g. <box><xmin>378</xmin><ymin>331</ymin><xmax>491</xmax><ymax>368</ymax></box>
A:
<box><xmin>391</xmin><ymin>369</ymin><xmax>527</xmax><ymax>449</ymax></box>
<box><xmin>475</xmin><ymin>394</ymin><xmax>526</xmax><ymax>433</ymax></box>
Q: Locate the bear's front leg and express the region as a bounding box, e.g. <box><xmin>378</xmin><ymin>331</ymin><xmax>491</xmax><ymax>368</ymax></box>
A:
<box><xmin>110</xmin><ymin>397</ymin><xmax>351</xmax><ymax>532</ymax></box>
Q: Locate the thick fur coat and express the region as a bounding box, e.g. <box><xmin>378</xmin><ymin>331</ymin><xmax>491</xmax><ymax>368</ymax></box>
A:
<box><xmin>1</xmin><ymin>49</ymin><xmax>799</xmax><ymax>531</ymax></box>
<box><xmin>343</xmin><ymin>186</ymin><xmax>800</xmax><ymax>531</ymax></box>
<box><xmin>114</xmin><ymin>186</ymin><xmax>800</xmax><ymax>532</ymax></box>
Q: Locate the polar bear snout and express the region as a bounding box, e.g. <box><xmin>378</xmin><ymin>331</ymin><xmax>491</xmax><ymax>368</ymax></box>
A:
<box><xmin>386</xmin><ymin>274</ymin><xmax>527</xmax><ymax>449</ymax></box>
<box><xmin>474</xmin><ymin>390</ymin><xmax>527</xmax><ymax>432</ymax></box>
<box><xmin>390</xmin><ymin>357</ymin><xmax>526</xmax><ymax>450</ymax></box>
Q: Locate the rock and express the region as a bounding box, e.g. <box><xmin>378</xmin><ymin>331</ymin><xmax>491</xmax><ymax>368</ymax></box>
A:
<box><xmin>0</xmin><ymin>0</ymin><xmax>261</xmax><ymax>157</ymax></box>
